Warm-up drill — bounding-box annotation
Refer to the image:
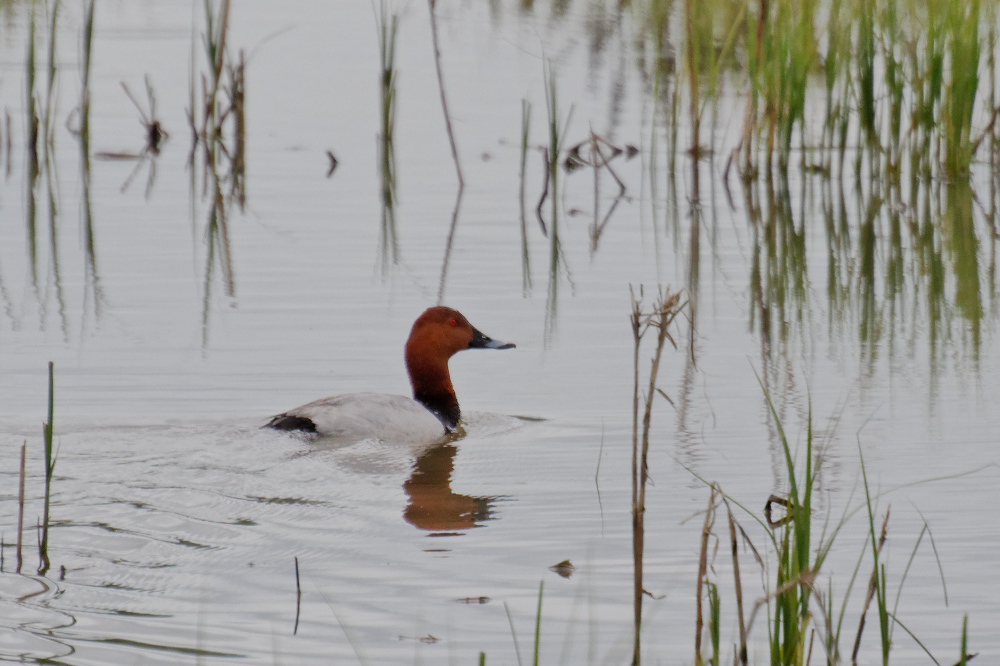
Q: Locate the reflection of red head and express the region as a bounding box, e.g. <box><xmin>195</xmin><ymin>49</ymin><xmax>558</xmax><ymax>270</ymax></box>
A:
<box><xmin>402</xmin><ymin>444</ymin><xmax>494</xmax><ymax>532</ymax></box>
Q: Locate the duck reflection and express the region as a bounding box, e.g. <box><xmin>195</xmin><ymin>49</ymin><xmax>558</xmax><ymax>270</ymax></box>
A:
<box><xmin>402</xmin><ymin>444</ymin><xmax>498</xmax><ymax>534</ymax></box>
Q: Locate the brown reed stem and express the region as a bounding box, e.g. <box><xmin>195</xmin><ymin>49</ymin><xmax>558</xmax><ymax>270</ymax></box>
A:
<box><xmin>16</xmin><ymin>442</ymin><xmax>26</xmax><ymax>574</ymax></box>
<box><xmin>294</xmin><ymin>556</ymin><xmax>302</xmax><ymax>635</ymax></box>
<box><xmin>694</xmin><ymin>486</ymin><xmax>719</xmax><ymax>665</ymax></box>
<box><xmin>729</xmin><ymin>506</ymin><xmax>749</xmax><ymax>664</ymax></box>
<box><xmin>629</xmin><ymin>286</ymin><xmax>684</xmax><ymax>665</ymax></box>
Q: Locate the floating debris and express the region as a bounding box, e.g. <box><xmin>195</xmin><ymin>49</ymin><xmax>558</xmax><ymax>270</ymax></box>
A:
<box><xmin>549</xmin><ymin>559</ymin><xmax>575</xmax><ymax>578</ymax></box>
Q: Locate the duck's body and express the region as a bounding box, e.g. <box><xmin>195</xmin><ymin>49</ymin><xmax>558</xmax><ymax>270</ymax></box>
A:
<box><xmin>267</xmin><ymin>392</ymin><xmax>448</xmax><ymax>443</ymax></box>
<box><xmin>265</xmin><ymin>307</ymin><xmax>514</xmax><ymax>442</ymax></box>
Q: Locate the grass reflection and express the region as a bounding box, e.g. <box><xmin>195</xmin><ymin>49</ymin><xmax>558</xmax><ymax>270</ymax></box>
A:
<box><xmin>730</xmin><ymin>164</ymin><xmax>995</xmax><ymax>376</ymax></box>
<box><xmin>16</xmin><ymin>0</ymin><xmax>84</xmax><ymax>336</ymax></box>
<box><xmin>745</xmin><ymin>174</ymin><xmax>808</xmax><ymax>358</ymax></box>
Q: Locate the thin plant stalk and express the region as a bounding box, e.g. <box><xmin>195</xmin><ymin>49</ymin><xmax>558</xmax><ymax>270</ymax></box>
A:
<box><xmin>857</xmin><ymin>448</ymin><xmax>891</xmax><ymax>664</ymax></box>
<box><xmin>16</xmin><ymin>442</ymin><xmax>26</xmax><ymax>574</ymax></box>
<box><xmin>38</xmin><ymin>362</ymin><xmax>55</xmax><ymax>575</ymax></box>
<box><xmin>695</xmin><ymin>486</ymin><xmax>719</xmax><ymax>665</ymax></box>
<box><xmin>533</xmin><ymin>580</ymin><xmax>543</xmax><ymax>666</ymax></box>
<box><xmin>728</xmin><ymin>505</ymin><xmax>749</xmax><ymax>665</ymax></box>
<box><xmin>629</xmin><ymin>286</ymin><xmax>683</xmax><ymax>665</ymax></box>
<box><xmin>504</xmin><ymin>600</ymin><xmax>524</xmax><ymax>666</ymax></box>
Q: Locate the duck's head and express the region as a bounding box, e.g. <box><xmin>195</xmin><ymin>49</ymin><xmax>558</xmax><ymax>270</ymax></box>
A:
<box><xmin>405</xmin><ymin>306</ymin><xmax>515</xmax><ymax>364</ymax></box>
<box><xmin>404</xmin><ymin>307</ymin><xmax>515</xmax><ymax>430</ymax></box>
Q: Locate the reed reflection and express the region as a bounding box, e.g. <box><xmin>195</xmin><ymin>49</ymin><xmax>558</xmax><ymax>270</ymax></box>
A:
<box><xmin>15</xmin><ymin>2</ymin><xmax>80</xmax><ymax>336</ymax></box>
<box><xmin>744</xmin><ymin>172</ymin><xmax>807</xmax><ymax>368</ymax></box>
<box><xmin>743</xmin><ymin>170</ymin><xmax>996</xmax><ymax>382</ymax></box>
<box><xmin>402</xmin><ymin>444</ymin><xmax>499</xmax><ymax>534</ymax></box>
<box><xmin>188</xmin><ymin>1</ymin><xmax>246</xmax><ymax>348</ymax></box>
<box><xmin>376</xmin><ymin>1</ymin><xmax>400</xmax><ymax>278</ymax></box>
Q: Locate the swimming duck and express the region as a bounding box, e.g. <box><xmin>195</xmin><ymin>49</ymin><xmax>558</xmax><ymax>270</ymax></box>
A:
<box><xmin>265</xmin><ymin>306</ymin><xmax>515</xmax><ymax>441</ymax></box>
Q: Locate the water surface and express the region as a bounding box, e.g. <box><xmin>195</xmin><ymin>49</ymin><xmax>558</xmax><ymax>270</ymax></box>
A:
<box><xmin>0</xmin><ymin>1</ymin><xmax>998</xmax><ymax>663</ymax></box>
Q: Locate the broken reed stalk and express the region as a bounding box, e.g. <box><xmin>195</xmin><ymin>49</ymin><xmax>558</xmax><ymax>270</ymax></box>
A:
<box><xmin>629</xmin><ymin>286</ymin><xmax>684</xmax><ymax>665</ymax></box>
<box><xmin>16</xmin><ymin>442</ymin><xmax>26</xmax><ymax>574</ymax></box>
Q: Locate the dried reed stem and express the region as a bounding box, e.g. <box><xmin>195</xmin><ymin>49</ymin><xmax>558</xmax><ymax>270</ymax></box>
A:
<box><xmin>728</xmin><ymin>506</ymin><xmax>748</xmax><ymax>664</ymax></box>
<box><xmin>694</xmin><ymin>485</ymin><xmax>719</xmax><ymax>664</ymax></box>
<box><xmin>16</xmin><ymin>442</ymin><xmax>26</xmax><ymax>574</ymax></box>
<box><xmin>293</xmin><ymin>556</ymin><xmax>302</xmax><ymax>635</ymax></box>
<box><xmin>629</xmin><ymin>286</ymin><xmax>684</xmax><ymax>665</ymax></box>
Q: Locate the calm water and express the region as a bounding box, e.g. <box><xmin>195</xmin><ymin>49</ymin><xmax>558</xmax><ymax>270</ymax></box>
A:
<box><xmin>0</xmin><ymin>1</ymin><xmax>998</xmax><ymax>663</ymax></box>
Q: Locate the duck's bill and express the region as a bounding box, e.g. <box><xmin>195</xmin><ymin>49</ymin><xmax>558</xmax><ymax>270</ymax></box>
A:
<box><xmin>470</xmin><ymin>327</ymin><xmax>516</xmax><ymax>350</ymax></box>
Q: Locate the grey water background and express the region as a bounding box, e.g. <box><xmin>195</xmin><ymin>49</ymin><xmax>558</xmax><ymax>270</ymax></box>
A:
<box><xmin>0</xmin><ymin>1</ymin><xmax>997</xmax><ymax>663</ymax></box>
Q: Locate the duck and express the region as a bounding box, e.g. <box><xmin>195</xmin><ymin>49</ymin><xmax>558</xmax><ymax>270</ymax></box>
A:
<box><xmin>264</xmin><ymin>306</ymin><xmax>515</xmax><ymax>442</ymax></box>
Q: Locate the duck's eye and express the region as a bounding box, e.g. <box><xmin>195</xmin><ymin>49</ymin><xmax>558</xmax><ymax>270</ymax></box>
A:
<box><xmin>449</xmin><ymin>319</ymin><xmax>457</xmax><ymax>326</ymax></box>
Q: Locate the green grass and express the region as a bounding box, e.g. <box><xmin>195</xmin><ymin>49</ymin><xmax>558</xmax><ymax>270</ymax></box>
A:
<box><xmin>623</xmin><ymin>0</ymin><xmax>1000</xmax><ymax>182</ymax></box>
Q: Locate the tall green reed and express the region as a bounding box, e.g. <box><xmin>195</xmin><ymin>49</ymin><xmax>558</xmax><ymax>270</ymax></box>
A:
<box><xmin>686</xmin><ymin>383</ymin><xmax>969</xmax><ymax>665</ymax></box>
<box><xmin>630</xmin><ymin>0</ymin><xmax>999</xmax><ymax>185</ymax></box>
